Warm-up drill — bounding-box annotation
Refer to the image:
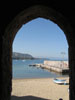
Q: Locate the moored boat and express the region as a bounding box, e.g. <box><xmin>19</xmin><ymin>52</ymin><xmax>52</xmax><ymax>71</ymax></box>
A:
<box><xmin>53</xmin><ymin>78</ymin><xmax>66</xmax><ymax>84</ymax></box>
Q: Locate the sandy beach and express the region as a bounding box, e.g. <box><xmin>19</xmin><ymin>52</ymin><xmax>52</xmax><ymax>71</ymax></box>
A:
<box><xmin>11</xmin><ymin>77</ymin><xmax>69</xmax><ymax>100</ymax></box>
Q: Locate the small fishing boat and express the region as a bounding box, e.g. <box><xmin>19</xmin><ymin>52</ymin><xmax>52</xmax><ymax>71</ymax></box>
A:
<box><xmin>53</xmin><ymin>78</ymin><xmax>66</xmax><ymax>84</ymax></box>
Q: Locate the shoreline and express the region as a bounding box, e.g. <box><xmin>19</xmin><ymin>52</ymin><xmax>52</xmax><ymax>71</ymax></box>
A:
<box><xmin>12</xmin><ymin>76</ymin><xmax>69</xmax><ymax>80</ymax></box>
<box><xmin>12</xmin><ymin>75</ymin><xmax>69</xmax><ymax>80</ymax></box>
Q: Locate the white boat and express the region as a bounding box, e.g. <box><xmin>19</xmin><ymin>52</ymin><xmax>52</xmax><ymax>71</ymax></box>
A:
<box><xmin>22</xmin><ymin>60</ymin><xmax>26</xmax><ymax>62</ymax></box>
<box><xmin>53</xmin><ymin>78</ymin><xmax>66</xmax><ymax>84</ymax></box>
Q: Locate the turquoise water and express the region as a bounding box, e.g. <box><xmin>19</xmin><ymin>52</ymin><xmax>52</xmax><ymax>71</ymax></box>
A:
<box><xmin>12</xmin><ymin>59</ymin><xmax>68</xmax><ymax>79</ymax></box>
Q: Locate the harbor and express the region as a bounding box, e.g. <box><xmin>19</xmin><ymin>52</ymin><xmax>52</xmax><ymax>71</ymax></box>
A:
<box><xmin>29</xmin><ymin>60</ymin><xmax>69</xmax><ymax>74</ymax></box>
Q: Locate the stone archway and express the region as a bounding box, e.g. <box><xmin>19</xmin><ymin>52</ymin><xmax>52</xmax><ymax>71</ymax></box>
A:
<box><xmin>2</xmin><ymin>5</ymin><xmax>73</xmax><ymax>100</ymax></box>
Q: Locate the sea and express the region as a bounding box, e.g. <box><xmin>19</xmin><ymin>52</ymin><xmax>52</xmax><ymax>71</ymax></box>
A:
<box><xmin>12</xmin><ymin>59</ymin><xmax>68</xmax><ymax>79</ymax></box>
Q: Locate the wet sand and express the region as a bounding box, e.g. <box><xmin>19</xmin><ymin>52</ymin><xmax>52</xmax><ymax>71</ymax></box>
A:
<box><xmin>11</xmin><ymin>77</ymin><xmax>69</xmax><ymax>100</ymax></box>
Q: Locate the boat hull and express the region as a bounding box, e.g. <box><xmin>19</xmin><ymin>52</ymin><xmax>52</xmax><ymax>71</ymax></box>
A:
<box><xmin>53</xmin><ymin>78</ymin><xmax>66</xmax><ymax>84</ymax></box>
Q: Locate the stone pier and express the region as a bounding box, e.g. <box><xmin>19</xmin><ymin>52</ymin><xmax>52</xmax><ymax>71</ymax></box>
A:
<box><xmin>31</xmin><ymin>60</ymin><xmax>69</xmax><ymax>74</ymax></box>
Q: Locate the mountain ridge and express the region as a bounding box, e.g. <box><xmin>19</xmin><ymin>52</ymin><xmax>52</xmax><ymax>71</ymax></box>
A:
<box><xmin>12</xmin><ymin>52</ymin><xmax>34</xmax><ymax>59</ymax></box>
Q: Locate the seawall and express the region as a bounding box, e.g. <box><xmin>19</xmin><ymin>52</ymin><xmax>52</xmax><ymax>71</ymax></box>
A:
<box><xmin>29</xmin><ymin>60</ymin><xmax>69</xmax><ymax>74</ymax></box>
<box><xmin>44</xmin><ymin>60</ymin><xmax>68</xmax><ymax>68</ymax></box>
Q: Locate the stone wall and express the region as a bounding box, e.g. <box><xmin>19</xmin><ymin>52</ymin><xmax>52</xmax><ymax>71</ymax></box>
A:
<box><xmin>44</xmin><ymin>61</ymin><xmax>68</xmax><ymax>68</ymax></box>
<box><xmin>0</xmin><ymin>1</ymin><xmax>75</xmax><ymax>100</ymax></box>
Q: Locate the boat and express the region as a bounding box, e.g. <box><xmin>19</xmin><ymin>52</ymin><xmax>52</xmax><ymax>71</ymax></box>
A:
<box><xmin>22</xmin><ymin>60</ymin><xmax>26</xmax><ymax>62</ymax></box>
<box><xmin>53</xmin><ymin>78</ymin><xmax>66</xmax><ymax>84</ymax></box>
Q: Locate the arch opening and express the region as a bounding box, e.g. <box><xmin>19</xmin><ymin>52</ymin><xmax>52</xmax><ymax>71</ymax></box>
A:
<box><xmin>12</xmin><ymin>17</ymin><xmax>69</xmax><ymax>100</ymax></box>
<box><xmin>2</xmin><ymin>5</ymin><xmax>73</xmax><ymax>100</ymax></box>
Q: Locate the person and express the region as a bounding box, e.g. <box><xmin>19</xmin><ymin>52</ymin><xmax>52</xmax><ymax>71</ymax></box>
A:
<box><xmin>59</xmin><ymin>98</ymin><xmax>63</xmax><ymax>100</ymax></box>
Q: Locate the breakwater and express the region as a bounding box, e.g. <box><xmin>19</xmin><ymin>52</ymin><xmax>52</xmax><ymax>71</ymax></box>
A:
<box><xmin>29</xmin><ymin>60</ymin><xmax>69</xmax><ymax>74</ymax></box>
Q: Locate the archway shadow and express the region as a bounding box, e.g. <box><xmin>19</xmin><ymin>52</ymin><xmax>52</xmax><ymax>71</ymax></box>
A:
<box><xmin>11</xmin><ymin>95</ymin><xmax>51</xmax><ymax>100</ymax></box>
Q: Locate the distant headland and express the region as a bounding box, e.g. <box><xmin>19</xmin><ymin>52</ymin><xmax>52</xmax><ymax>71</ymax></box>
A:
<box><xmin>12</xmin><ymin>52</ymin><xmax>35</xmax><ymax>60</ymax></box>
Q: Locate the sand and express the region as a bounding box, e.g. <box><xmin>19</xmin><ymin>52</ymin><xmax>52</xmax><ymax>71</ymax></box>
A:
<box><xmin>11</xmin><ymin>77</ymin><xmax>69</xmax><ymax>100</ymax></box>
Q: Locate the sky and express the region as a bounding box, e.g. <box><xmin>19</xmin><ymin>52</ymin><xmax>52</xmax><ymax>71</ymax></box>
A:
<box><xmin>13</xmin><ymin>18</ymin><xmax>68</xmax><ymax>59</ymax></box>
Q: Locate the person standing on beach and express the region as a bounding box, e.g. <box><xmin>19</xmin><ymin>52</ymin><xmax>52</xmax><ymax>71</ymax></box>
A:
<box><xmin>59</xmin><ymin>98</ymin><xmax>63</xmax><ymax>100</ymax></box>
